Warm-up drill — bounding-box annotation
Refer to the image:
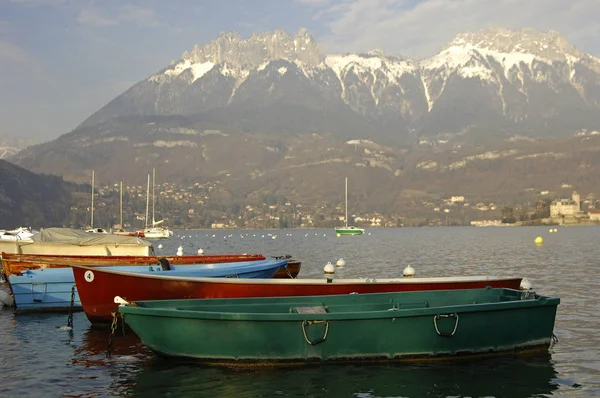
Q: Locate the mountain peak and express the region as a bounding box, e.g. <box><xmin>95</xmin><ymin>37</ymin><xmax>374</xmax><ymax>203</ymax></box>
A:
<box><xmin>180</xmin><ymin>28</ymin><xmax>322</xmax><ymax>70</ymax></box>
<box><xmin>447</xmin><ymin>28</ymin><xmax>583</xmax><ymax>61</ymax></box>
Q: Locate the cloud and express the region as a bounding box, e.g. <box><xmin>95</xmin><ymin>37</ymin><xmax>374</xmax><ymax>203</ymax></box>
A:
<box><xmin>300</xmin><ymin>0</ymin><xmax>600</xmax><ymax>59</ymax></box>
<box><xmin>0</xmin><ymin>39</ymin><xmax>43</xmax><ymax>75</ymax></box>
<box><xmin>294</xmin><ymin>0</ymin><xmax>333</xmax><ymax>5</ymax></box>
<box><xmin>76</xmin><ymin>7</ymin><xmax>119</xmax><ymax>27</ymax></box>
<box><xmin>10</xmin><ymin>0</ymin><xmax>65</xmax><ymax>5</ymax></box>
<box><xmin>76</xmin><ymin>4</ymin><xmax>161</xmax><ymax>28</ymax></box>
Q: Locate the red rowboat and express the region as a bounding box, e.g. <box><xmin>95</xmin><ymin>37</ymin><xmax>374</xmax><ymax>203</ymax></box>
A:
<box><xmin>71</xmin><ymin>263</ymin><xmax>525</xmax><ymax>327</ymax></box>
<box><xmin>0</xmin><ymin>253</ymin><xmax>299</xmax><ymax>279</ymax></box>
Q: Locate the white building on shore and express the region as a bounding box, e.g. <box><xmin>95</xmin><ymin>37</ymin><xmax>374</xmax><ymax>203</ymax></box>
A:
<box><xmin>550</xmin><ymin>191</ymin><xmax>581</xmax><ymax>217</ymax></box>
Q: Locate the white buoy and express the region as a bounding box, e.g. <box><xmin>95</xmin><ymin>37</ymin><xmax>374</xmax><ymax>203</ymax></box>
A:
<box><xmin>520</xmin><ymin>278</ymin><xmax>532</xmax><ymax>290</ymax></box>
<box><xmin>553</xmin><ymin>228</ymin><xmax>558</xmax><ymax>232</ymax></box>
<box><xmin>197</xmin><ymin>248</ymin><xmax>204</xmax><ymax>254</ymax></box>
<box><xmin>177</xmin><ymin>246</ymin><xmax>183</xmax><ymax>256</ymax></box>
<box><xmin>336</xmin><ymin>258</ymin><xmax>346</xmax><ymax>268</ymax></box>
<box><xmin>324</xmin><ymin>261</ymin><xmax>335</xmax><ymax>275</ymax></box>
<box><xmin>158</xmin><ymin>243</ymin><xmax>163</xmax><ymax>249</ymax></box>
<box><xmin>403</xmin><ymin>265</ymin><xmax>415</xmax><ymax>277</ymax></box>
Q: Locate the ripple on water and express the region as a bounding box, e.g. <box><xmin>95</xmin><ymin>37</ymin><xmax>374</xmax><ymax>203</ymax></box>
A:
<box><xmin>1</xmin><ymin>227</ymin><xmax>600</xmax><ymax>396</ymax></box>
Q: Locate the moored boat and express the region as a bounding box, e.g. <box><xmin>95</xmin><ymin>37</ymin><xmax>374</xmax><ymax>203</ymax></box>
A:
<box><xmin>334</xmin><ymin>226</ymin><xmax>365</xmax><ymax>235</ymax></box>
<box><xmin>118</xmin><ymin>287</ymin><xmax>559</xmax><ymax>364</ymax></box>
<box><xmin>141</xmin><ymin>226</ymin><xmax>173</xmax><ymax>239</ymax></box>
<box><xmin>0</xmin><ymin>226</ymin><xmax>36</xmax><ymax>241</ymax></box>
<box><xmin>71</xmin><ymin>263</ymin><xmax>525</xmax><ymax>326</ymax></box>
<box><xmin>6</xmin><ymin>258</ymin><xmax>288</xmax><ymax>313</ymax></box>
<box><xmin>335</xmin><ymin>177</ymin><xmax>365</xmax><ymax>236</ymax></box>
<box><xmin>0</xmin><ymin>227</ymin><xmax>154</xmax><ymax>256</ymax></box>
<box><xmin>0</xmin><ymin>252</ymin><xmax>268</xmax><ymax>277</ymax></box>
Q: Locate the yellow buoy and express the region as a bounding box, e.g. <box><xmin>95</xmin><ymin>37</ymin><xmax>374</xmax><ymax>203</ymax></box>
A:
<box><xmin>534</xmin><ymin>236</ymin><xmax>543</xmax><ymax>245</ymax></box>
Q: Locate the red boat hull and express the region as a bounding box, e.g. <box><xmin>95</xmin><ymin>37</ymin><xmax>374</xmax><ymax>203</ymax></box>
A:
<box><xmin>71</xmin><ymin>264</ymin><xmax>523</xmax><ymax>326</ymax></box>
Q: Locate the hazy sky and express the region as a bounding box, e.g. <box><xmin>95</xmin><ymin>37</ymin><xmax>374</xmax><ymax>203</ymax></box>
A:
<box><xmin>2</xmin><ymin>0</ymin><xmax>599</xmax><ymax>142</ymax></box>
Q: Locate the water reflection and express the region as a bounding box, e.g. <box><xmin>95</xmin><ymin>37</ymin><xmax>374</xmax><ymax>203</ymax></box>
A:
<box><xmin>3</xmin><ymin>227</ymin><xmax>600</xmax><ymax>397</ymax></box>
<box><xmin>72</xmin><ymin>326</ymin><xmax>151</xmax><ymax>368</ymax></box>
<box><xmin>123</xmin><ymin>354</ymin><xmax>559</xmax><ymax>398</ymax></box>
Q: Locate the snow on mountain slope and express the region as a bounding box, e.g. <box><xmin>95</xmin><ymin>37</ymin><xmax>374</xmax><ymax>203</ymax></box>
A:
<box><xmin>80</xmin><ymin>27</ymin><xmax>600</xmax><ymax>140</ymax></box>
<box><xmin>421</xmin><ymin>28</ymin><xmax>600</xmax><ymax>111</ymax></box>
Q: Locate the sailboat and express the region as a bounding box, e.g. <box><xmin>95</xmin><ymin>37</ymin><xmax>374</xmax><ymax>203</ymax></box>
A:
<box><xmin>114</xmin><ymin>181</ymin><xmax>138</xmax><ymax>237</ymax></box>
<box><xmin>335</xmin><ymin>177</ymin><xmax>365</xmax><ymax>236</ymax></box>
<box><xmin>85</xmin><ymin>170</ymin><xmax>109</xmax><ymax>234</ymax></box>
<box><xmin>142</xmin><ymin>169</ymin><xmax>173</xmax><ymax>239</ymax></box>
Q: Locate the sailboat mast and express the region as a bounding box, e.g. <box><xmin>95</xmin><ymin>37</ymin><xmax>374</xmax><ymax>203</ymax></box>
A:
<box><xmin>91</xmin><ymin>170</ymin><xmax>95</xmax><ymax>228</ymax></box>
<box><xmin>152</xmin><ymin>168</ymin><xmax>156</xmax><ymax>226</ymax></box>
<box><xmin>119</xmin><ymin>181</ymin><xmax>123</xmax><ymax>229</ymax></box>
<box><xmin>345</xmin><ymin>177</ymin><xmax>348</xmax><ymax>228</ymax></box>
<box><xmin>145</xmin><ymin>174</ymin><xmax>150</xmax><ymax>229</ymax></box>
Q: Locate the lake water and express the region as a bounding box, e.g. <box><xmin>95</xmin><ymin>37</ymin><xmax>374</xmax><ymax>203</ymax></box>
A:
<box><xmin>1</xmin><ymin>226</ymin><xmax>599</xmax><ymax>397</ymax></box>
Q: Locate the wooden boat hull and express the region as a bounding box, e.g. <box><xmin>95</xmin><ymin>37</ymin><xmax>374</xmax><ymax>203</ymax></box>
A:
<box><xmin>119</xmin><ymin>288</ymin><xmax>559</xmax><ymax>364</ymax></box>
<box><xmin>71</xmin><ymin>263</ymin><xmax>524</xmax><ymax>326</ymax></box>
<box><xmin>7</xmin><ymin>259</ymin><xmax>288</xmax><ymax>312</ymax></box>
<box><xmin>0</xmin><ymin>253</ymin><xmax>267</xmax><ymax>277</ymax></box>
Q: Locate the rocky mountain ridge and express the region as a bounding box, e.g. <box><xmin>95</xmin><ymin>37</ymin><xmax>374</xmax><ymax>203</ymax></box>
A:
<box><xmin>79</xmin><ymin>27</ymin><xmax>600</xmax><ymax>141</ymax></box>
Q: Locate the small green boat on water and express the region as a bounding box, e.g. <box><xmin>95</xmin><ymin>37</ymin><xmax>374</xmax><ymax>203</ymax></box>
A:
<box><xmin>119</xmin><ymin>288</ymin><xmax>559</xmax><ymax>365</ymax></box>
<box><xmin>335</xmin><ymin>177</ymin><xmax>365</xmax><ymax>236</ymax></box>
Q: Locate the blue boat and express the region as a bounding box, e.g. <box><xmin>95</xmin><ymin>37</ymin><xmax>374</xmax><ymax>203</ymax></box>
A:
<box><xmin>6</xmin><ymin>259</ymin><xmax>288</xmax><ymax>312</ymax></box>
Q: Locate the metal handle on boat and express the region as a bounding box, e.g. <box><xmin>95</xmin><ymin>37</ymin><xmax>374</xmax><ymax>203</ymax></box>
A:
<box><xmin>433</xmin><ymin>313</ymin><xmax>459</xmax><ymax>337</ymax></box>
<box><xmin>301</xmin><ymin>320</ymin><xmax>329</xmax><ymax>345</ymax></box>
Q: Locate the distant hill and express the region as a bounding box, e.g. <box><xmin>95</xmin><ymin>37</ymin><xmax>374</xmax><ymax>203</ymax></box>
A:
<box><xmin>0</xmin><ymin>159</ymin><xmax>79</xmax><ymax>229</ymax></box>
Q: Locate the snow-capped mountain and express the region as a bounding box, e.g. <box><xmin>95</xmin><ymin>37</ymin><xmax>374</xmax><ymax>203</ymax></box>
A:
<box><xmin>421</xmin><ymin>28</ymin><xmax>600</xmax><ymax>135</ymax></box>
<box><xmin>78</xmin><ymin>27</ymin><xmax>600</xmax><ymax>143</ymax></box>
<box><xmin>8</xmin><ymin>28</ymin><xmax>600</xmax><ymax>216</ymax></box>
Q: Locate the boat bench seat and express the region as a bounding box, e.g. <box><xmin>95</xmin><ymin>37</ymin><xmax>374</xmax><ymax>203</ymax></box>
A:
<box><xmin>294</xmin><ymin>306</ymin><xmax>328</xmax><ymax>314</ymax></box>
<box><xmin>290</xmin><ymin>301</ymin><xmax>430</xmax><ymax>314</ymax></box>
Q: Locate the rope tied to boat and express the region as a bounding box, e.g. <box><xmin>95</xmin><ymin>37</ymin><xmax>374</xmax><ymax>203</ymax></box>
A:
<box><xmin>66</xmin><ymin>284</ymin><xmax>76</xmax><ymax>329</ymax></box>
<box><xmin>284</xmin><ymin>266</ymin><xmax>294</xmax><ymax>279</ymax></box>
<box><xmin>106</xmin><ymin>310</ymin><xmax>119</xmax><ymax>358</ymax></box>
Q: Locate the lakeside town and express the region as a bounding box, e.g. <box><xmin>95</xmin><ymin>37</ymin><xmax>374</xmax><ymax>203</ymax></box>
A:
<box><xmin>73</xmin><ymin>179</ymin><xmax>600</xmax><ymax>230</ymax></box>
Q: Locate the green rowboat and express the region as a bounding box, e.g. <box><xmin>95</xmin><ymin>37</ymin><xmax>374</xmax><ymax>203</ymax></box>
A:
<box><xmin>119</xmin><ymin>288</ymin><xmax>559</xmax><ymax>365</ymax></box>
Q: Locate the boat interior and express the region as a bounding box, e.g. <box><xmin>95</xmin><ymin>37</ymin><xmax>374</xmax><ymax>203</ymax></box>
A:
<box><xmin>128</xmin><ymin>288</ymin><xmax>541</xmax><ymax>314</ymax></box>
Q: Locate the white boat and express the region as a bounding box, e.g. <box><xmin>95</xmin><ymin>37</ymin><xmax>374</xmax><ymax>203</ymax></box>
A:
<box><xmin>85</xmin><ymin>170</ymin><xmax>109</xmax><ymax>234</ymax></box>
<box><xmin>0</xmin><ymin>227</ymin><xmax>36</xmax><ymax>241</ymax></box>
<box><xmin>140</xmin><ymin>169</ymin><xmax>173</xmax><ymax>239</ymax></box>
<box><xmin>335</xmin><ymin>177</ymin><xmax>365</xmax><ymax>236</ymax></box>
<box><xmin>85</xmin><ymin>227</ymin><xmax>109</xmax><ymax>234</ymax></box>
<box><xmin>0</xmin><ymin>227</ymin><xmax>153</xmax><ymax>256</ymax></box>
<box><xmin>113</xmin><ymin>181</ymin><xmax>138</xmax><ymax>236</ymax></box>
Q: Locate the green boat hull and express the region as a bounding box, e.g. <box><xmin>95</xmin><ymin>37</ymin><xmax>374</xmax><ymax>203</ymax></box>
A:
<box><xmin>120</xmin><ymin>288</ymin><xmax>559</xmax><ymax>365</ymax></box>
<box><xmin>334</xmin><ymin>227</ymin><xmax>364</xmax><ymax>235</ymax></box>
